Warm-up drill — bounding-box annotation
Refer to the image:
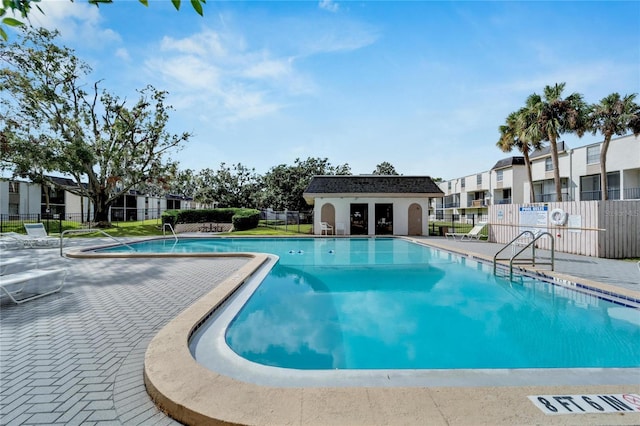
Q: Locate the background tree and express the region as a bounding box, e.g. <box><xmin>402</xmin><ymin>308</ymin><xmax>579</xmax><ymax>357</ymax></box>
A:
<box><xmin>204</xmin><ymin>162</ymin><xmax>261</xmax><ymax>208</ymax></box>
<box><xmin>588</xmin><ymin>93</ymin><xmax>640</xmax><ymax>200</ymax></box>
<box><xmin>497</xmin><ymin>105</ymin><xmax>543</xmax><ymax>203</ymax></box>
<box><xmin>167</xmin><ymin>168</ymin><xmax>198</xmax><ymax>201</ymax></box>
<box><xmin>372</xmin><ymin>161</ymin><xmax>399</xmax><ymax>175</ymax></box>
<box><xmin>0</xmin><ymin>0</ymin><xmax>206</xmax><ymax>41</ymax></box>
<box><xmin>525</xmin><ymin>83</ymin><xmax>588</xmax><ymax>201</ymax></box>
<box><xmin>261</xmin><ymin>157</ymin><xmax>351</xmax><ymax>211</ymax></box>
<box><xmin>0</xmin><ymin>28</ymin><xmax>190</xmax><ymax>225</ymax></box>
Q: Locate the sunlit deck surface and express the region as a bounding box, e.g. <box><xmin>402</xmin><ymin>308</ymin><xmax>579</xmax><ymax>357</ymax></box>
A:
<box><xmin>1</xmin><ymin>236</ymin><xmax>638</xmax><ymax>425</ymax></box>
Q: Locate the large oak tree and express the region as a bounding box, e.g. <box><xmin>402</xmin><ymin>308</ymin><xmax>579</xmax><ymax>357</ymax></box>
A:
<box><xmin>0</xmin><ymin>28</ymin><xmax>190</xmax><ymax>225</ymax></box>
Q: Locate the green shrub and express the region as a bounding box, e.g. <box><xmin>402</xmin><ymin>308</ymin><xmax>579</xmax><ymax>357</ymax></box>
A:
<box><xmin>231</xmin><ymin>209</ymin><xmax>260</xmax><ymax>231</ymax></box>
<box><xmin>161</xmin><ymin>210</ymin><xmax>180</xmax><ymax>227</ymax></box>
<box><xmin>163</xmin><ymin>208</ymin><xmax>260</xmax><ymax>231</ymax></box>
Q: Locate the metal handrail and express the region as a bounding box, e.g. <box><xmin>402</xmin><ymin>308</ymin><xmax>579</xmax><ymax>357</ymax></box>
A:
<box><xmin>60</xmin><ymin>228</ymin><xmax>136</xmax><ymax>257</ymax></box>
<box><xmin>493</xmin><ymin>231</ymin><xmax>555</xmax><ymax>281</ymax></box>
<box><xmin>162</xmin><ymin>223</ymin><xmax>178</xmax><ymax>242</ymax></box>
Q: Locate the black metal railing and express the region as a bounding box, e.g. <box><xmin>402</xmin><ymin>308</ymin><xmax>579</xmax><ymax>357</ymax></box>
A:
<box><xmin>260</xmin><ymin>210</ymin><xmax>313</xmax><ymax>234</ymax></box>
<box><xmin>534</xmin><ymin>192</ymin><xmax>572</xmax><ymax>202</ymax></box>
<box><xmin>623</xmin><ymin>187</ymin><xmax>640</xmax><ymax>199</ymax></box>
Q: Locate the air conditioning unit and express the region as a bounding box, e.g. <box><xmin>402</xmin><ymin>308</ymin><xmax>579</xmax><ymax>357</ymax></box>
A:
<box><xmin>484</xmin><ymin>197</ymin><xmax>491</xmax><ymax>206</ymax></box>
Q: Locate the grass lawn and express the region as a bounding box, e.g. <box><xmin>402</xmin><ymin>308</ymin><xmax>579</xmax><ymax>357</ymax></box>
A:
<box><xmin>51</xmin><ymin>220</ymin><xmax>311</xmax><ymax>238</ymax></box>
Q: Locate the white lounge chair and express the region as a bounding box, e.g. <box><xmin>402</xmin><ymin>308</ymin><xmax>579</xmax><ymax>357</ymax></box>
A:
<box><xmin>1</xmin><ymin>232</ymin><xmax>37</xmax><ymax>249</ymax></box>
<box><xmin>335</xmin><ymin>222</ymin><xmax>346</xmax><ymax>235</ymax></box>
<box><xmin>0</xmin><ymin>268</ymin><xmax>67</xmax><ymax>304</ymax></box>
<box><xmin>23</xmin><ymin>223</ymin><xmax>61</xmax><ymax>248</ymax></box>
<box><xmin>445</xmin><ymin>222</ymin><xmax>487</xmax><ymax>241</ymax></box>
<box><xmin>320</xmin><ymin>222</ymin><xmax>334</xmax><ymax>235</ymax></box>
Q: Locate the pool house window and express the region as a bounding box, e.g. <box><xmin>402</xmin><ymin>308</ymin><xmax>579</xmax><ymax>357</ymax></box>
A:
<box><xmin>476</xmin><ymin>174</ymin><xmax>482</xmax><ymax>185</ymax></box>
<box><xmin>496</xmin><ymin>170</ymin><xmax>503</xmax><ymax>182</ymax></box>
<box><xmin>545</xmin><ymin>157</ymin><xmax>553</xmax><ymax>171</ymax></box>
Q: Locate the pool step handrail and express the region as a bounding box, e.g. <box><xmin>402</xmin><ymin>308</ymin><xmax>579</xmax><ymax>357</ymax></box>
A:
<box><xmin>60</xmin><ymin>229</ymin><xmax>136</xmax><ymax>257</ymax></box>
<box><xmin>493</xmin><ymin>231</ymin><xmax>555</xmax><ymax>281</ymax></box>
<box><xmin>162</xmin><ymin>223</ymin><xmax>178</xmax><ymax>242</ymax></box>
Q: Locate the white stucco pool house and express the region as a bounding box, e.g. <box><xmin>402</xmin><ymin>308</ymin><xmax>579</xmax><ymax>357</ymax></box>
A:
<box><xmin>303</xmin><ymin>175</ymin><xmax>444</xmax><ymax>236</ymax></box>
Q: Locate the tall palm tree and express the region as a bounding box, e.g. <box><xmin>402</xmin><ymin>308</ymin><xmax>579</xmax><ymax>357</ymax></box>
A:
<box><xmin>526</xmin><ymin>83</ymin><xmax>589</xmax><ymax>201</ymax></box>
<box><xmin>497</xmin><ymin>107</ymin><xmax>542</xmax><ymax>203</ymax></box>
<box><xmin>588</xmin><ymin>93</ymin><xmax>640</xmax><ymax>200</ymax></box>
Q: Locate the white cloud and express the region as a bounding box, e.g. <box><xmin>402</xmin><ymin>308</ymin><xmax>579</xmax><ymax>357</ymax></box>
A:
<box><xmin>29</xmin><ymin>0</ymin><xmax>120</xmax><ymax>46</ymax></box>
<box><xmin>114</xmin><ymin>48</ymin><xmax>130</xmax><ymax>61</ymax></box>
<box><xmin>319</xmin><ymin>0</ymin><xmax>339</xmax><ymax>13</ymax></box>
<box><xmin>143</xmin><ymin>27</ymin><xmax>317</xmax><ymax>124</ymax></box>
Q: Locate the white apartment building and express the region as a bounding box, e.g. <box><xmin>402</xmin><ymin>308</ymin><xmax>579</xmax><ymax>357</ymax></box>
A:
<box><xmin>435</xmin><ymin>134</ymin><xmax>640</xmax><ymax>218</ymax></box>
<box><xmin>0</xmin><ymin>176</ymin><xmax>196</xmax><ymax>222</ymax></box>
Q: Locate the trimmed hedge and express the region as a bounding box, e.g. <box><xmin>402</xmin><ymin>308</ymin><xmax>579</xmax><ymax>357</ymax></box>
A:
<box><xmin>161</xmin><ymin>208</ymin><xmax>260</xmax><ymax>231</ymax></box>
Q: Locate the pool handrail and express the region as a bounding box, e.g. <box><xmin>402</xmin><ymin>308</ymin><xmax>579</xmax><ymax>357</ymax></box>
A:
<box><xmin>60</xmin><ymin>229</ymin><xmax>136</xmax><ymax>257</ymax></box>
<box><xmin>493</xmin><ymin>231</ymin><xmax>555</xmax><ymax>280</ymax></box>
<box><xmin>162</xmin><ymin>223</ymin><xmax>178</xmax><ymax>242</ymax></box>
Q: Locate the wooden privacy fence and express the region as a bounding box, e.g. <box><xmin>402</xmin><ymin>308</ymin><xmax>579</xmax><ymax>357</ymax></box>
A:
<box><xmin>487</xmin><ymin>200</ymin><xmax>639</xmax><ymax>259</ymax></box>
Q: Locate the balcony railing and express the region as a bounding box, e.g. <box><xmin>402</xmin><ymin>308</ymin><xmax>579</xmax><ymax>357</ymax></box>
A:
<box><xmin>534</xmin><ymin>192</ymin><xmax>571</xmax><ymax>202</ymax></box>
<box><xmin>471</xmin><ymin>199</ymin><xmax>484</xmax><ymax>207</ymax></box>
<box><xmin>444</xmin><ymin>202</ymin><xmax>460</xmax><ymax>208</ymax></box>
<box><xmin>624</xmin><ymin>187</ymin><xmax>640</xmax><ymax>199</ymax></box>
<box><xmin>495</xmin><ymin>198</ymin><xmax>512</xmax><ymax>205</ymax></box>
<box><xmin>580</xmin><ymin>189</ymin><xmax>622</xmax><ymax>201</ymax></box>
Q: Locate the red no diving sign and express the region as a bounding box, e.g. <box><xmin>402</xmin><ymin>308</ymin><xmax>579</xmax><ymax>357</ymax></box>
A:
<box><xmin>529</xmin><ymin>394</ymin><xmax>640</xmax><ymax>415</ymax></box>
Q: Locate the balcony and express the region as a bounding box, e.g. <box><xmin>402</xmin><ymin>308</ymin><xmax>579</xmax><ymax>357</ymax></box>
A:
<box><xmin>534</xmin><ymin>192</ymin><xmax>571</xmax><ymax>202</ymax></box>
<box><xmin>495</xmin><ymin>198</ymin><xmax>512</xmax><ymax>205</ymax></box>
<box><xmin>580</xmin><ymin>189</ymin><xmax>622</xmax><ymax>201</ymax></box>
<box><xmin>471</xmin><ymin>199</ymin><xmax>484</xmax><ymax>207</ymax></box>
<box><xmin>624</xmin><ymin>187</ymin><xmax>640</xmax><ymax>199</ymax></box>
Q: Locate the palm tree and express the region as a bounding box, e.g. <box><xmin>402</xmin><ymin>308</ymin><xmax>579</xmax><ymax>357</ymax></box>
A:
<box><xmin>497</xmin><ymin>106</ymin><xmax>542</xmax><ymax>203</ymax></box>
<box><xmin>588</xmin><ymin>93</ymin><xmax>640</xmax><ymax>200</ymax></box>
<box><xmin>526</xmin><ymin>83</ymin><xmax>589</xmax><ymax>201</ymax></box>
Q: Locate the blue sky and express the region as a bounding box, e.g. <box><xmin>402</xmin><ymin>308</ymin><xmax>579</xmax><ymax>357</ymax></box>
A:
<box><xmin>18</xmin><ymin>0</ymin><xmax>640</xmax><ymax>179</ymax></box>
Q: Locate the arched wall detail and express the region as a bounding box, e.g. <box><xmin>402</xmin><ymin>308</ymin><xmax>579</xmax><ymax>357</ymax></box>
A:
<box><xmin>321</xmin><ymin>203</ymin><xmax>336</xmax><ymax>228</ymax></box>
<box><xmin>408</xmin><ymin>203</ymin><xmax>422</xmax><ymax>236</ymax></box>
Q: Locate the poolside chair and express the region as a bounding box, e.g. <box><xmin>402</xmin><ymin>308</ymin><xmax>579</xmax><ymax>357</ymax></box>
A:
<box><xmin>23</xmin><ymin>223</ymin><xmax>61</xmax><ymax>248</ymax></box>
<box><xmin>1</xmin><ymin>232</ymin><xmax>36</xmax><ymax>249</ymax></box>
<box><xmin>320</xmin><ymin>222</ymin><xmax>334</xmax><ymax>235</ymax></box>
<box><xmin>335</xmin><ymin>222</ymin><xmax>346</xmax><ymax>235</ymax></box>
<box><xmin>445</xmin><ymin>222</ymin><xmax>487</xmax><ymax>241</ymax></box>
<box><xmin>0</xmin><ymin>266</ymin><xmax>67</xmax><ymax>304</ymax></box>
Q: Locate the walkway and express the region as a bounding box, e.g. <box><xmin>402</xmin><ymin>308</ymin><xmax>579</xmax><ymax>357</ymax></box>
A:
<box><xmin>1</xmin><ymin>239</ymin><xmax>249</xmax><ymax>425</ymax></box>
<box><xmin>0</xmin><ymin>236</ymin><xmax>638</xmax><ymax>425</ymax></box>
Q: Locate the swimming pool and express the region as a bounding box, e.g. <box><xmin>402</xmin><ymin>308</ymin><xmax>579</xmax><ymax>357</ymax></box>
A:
<box><xmin>100</xmin><ymin>237</ymin><xmax>640</xmax><ymax>373</ymax></box>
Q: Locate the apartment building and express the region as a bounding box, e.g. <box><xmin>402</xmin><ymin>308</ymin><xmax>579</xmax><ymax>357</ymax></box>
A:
<box><xmin>0</xmin><ymin>176</ymin><xmax>196</xmax><ymax>222</ymax></box>
<box><xmin>436</xmin><ymin>134</ymin><xmax>640</xmax><ymax>218</ymax></box>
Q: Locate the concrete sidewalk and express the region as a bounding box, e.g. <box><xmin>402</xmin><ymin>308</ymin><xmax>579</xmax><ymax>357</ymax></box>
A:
<box><xmin>0</xmin><ymin>237</ymin><xmax>638</xmax><ymax>425</ymax></box>
<box><xmin>421</xmin><ymin>236</ymin><xmax>639</xmax><ymax>292</ymax></box>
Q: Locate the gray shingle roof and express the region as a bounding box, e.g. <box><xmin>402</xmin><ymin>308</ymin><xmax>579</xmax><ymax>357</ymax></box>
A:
<box><xmin>304</xmin><ymin>175</ymin><xmax>444</xmax><ymax>198</ymax></box>
<box><xmin>491</xmin><ymin>156</ymin><xmax>525</xmax><ymax>170</ymax></box>
<box><xmin>529</xmin><ymin>141</ymin><xmax>568</xmax><ymax>159</ymax></box>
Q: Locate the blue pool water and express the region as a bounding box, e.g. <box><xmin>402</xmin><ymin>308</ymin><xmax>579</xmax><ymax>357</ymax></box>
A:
<box><xmin>101</xmin><ymin>237</ymin><xmax>640</xmax><ymax>370</ymax></box>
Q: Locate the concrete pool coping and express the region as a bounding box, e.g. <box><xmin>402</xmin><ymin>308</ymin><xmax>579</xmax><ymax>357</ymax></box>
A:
<box><xmin>70</xmin><ymin>237</ymin><xmax>640</xmax><ymax>425</ymax></box>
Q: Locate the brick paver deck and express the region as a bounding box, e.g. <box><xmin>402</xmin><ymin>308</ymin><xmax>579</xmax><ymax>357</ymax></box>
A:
<box><xmin>1</xmin><ymin>237</ymin><xmax>638</xmax><ymax>425</ymax></box>
<box><xmin>1</xmin><ymin>242</ymin><xmax>248</xmax><ymax>425</ymax></box>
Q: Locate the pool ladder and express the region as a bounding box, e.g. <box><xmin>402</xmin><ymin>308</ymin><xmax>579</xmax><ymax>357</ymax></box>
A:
<box><xmin>493</xmin><ymin>231</ymin><xmax>555</xmax><ymax>281</ymax></box>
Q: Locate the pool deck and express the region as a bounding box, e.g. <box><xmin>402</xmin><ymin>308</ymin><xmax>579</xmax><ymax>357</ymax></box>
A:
<box><xmin>1</xmin><ymin>236</ymin><xmax>639</xmax><ymax>425</ymax></box>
